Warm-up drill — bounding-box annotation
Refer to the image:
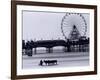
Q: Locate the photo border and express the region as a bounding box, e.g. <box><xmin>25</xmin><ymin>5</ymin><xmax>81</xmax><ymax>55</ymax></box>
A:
<box><xmin>11</xmin><ymin>1</ymin><xmax>97</xmax><ymax>80</ymax></box>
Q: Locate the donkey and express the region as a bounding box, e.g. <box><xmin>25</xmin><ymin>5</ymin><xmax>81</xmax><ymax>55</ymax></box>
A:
<box><xmin>44</xmin><ymin>60</ymin><xmax>57</xmax><ymax>66</ymax></box>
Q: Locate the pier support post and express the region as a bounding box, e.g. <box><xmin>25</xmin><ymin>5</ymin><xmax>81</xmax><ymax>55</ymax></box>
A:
<box><xmin>34</xmin><ymin>48</ymin><xmax>37</xmax><ymax>54</ymax></box>
<box><xmin>46</xmin><ymin>48</ymin><xmax>53</xmax><ymax>53</ymax></box>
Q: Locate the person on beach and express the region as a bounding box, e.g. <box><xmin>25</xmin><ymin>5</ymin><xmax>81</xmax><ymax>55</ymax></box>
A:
<box><xmin>39</xmin><ymin>60</ymin><xmax>43</xmax><ymax>66</ymax></box>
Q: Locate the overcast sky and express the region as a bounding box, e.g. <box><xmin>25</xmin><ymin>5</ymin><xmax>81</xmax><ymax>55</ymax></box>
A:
<box><xmin>22</xmin><ymin>11</ymin><xmax>89</xmax><ymax>41</ymax></box>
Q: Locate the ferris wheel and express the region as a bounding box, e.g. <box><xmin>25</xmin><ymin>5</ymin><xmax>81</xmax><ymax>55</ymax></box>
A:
<box><xmin>61</xmin><ymin>13</ymin><xmax>87</xmax><ymax>40</ymax></box>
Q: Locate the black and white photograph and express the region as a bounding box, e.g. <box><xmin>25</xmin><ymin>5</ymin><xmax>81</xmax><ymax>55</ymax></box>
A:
<box><xmin>22</xmin><ymin>11</ymin><xmax>90</xmax><ymax>69</ymax></box>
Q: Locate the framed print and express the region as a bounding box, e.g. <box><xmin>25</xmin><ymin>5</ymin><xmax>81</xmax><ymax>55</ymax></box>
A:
<box><xmin>11</xmin><ymin>1</ymin><xmax>97</xmax><ymax>80</ymax></box>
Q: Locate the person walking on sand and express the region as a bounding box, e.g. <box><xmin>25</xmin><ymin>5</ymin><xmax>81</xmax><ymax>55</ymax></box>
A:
<box><xmin>39</xmin><ymin>60</ymin><xmax>43</xmax><ymax>66</ymax></box>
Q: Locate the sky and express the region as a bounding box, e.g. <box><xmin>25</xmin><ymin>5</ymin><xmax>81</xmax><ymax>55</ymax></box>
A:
<box><xmin>22</xmin><ymin>10</ymin><xmax>89</xmax><ymax>41</ymax></box>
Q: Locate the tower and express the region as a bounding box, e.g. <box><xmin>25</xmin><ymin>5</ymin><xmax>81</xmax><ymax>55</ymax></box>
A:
<box><xmin>68</xmin><ymin>25</ymin><xmax>81</xmax><ymax>41</ymax></box>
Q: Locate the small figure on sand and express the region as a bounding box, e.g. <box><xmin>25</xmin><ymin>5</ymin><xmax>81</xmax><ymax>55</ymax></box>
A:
<box><xmin>39</xmin><ymin>60</ymin><xmax>43</xmax><ymax>66</ymax></box>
